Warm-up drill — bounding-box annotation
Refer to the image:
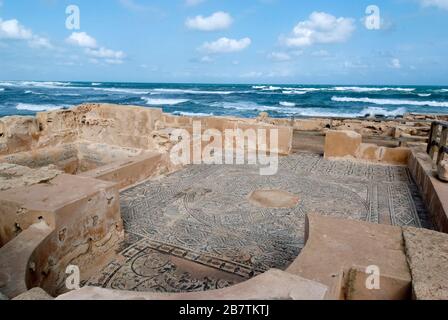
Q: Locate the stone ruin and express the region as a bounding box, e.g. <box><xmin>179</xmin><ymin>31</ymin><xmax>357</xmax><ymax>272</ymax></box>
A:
<box><xmin>0</xmin><ymin>103</ymin><xmax>447</xmax><ymax>300</ymax></box>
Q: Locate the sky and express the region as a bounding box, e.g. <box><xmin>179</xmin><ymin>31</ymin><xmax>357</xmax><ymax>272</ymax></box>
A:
<box><xmin>0</xmin><ymin>0</ymin><xmax>447</xmax><ymax>85</ymax></box>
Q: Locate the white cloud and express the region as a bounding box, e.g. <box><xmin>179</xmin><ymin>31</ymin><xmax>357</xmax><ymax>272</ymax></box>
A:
<box><xmin>186</xmin><ymin>12</ymin><xmax>233</xmax><ymax>31</ymax></box>
<box><xmin>390</xmin><ymin>58</ymin><xmax>401</xmax><ymax>69</ymax></box>
<box><xmin>268</xmin><ymin>52</ymin><xmax>291</xmax><ymax>62</ymax></box>
<box><xmin>200</xmin><ymin>37</ymin><xmax>251</xmax><ymax>53</ymax></box>
<box><xmin>420</xmin><ymin>0</ymin><xmax>448</xmax><ymax>10</ymax></box>
<box><xmin>0</xmin><ymin>18</ymin><xmax>52</xmax><ymax>49</ymax></box>
<box><xmin>283</xmin><ymin>12</ymin><xmax>355</xmax><ymax>47</ymax></box>
<box><xmin>66</xmin><ymin>32</ymin><xmax>98</xmax><ymax>48</ymax></box>
<box><xmin>66</xmin><ymin>31</ymin><xmax>125</xmax><ymax>64</ymax></box>
<box><xmin>0</xmin><ymin>19</ymin><xmax>32</xmax><ymax>40</ymax></box>
<box><xmin>28</xmin><ymin>36</ymin><xmax>53</xmax><ymax>49</ymax></box>
<box><xmin>185</xmin><ymin>0</ymin><xmax>206</xmax><ymax>6</ymax></box>
<box><xmin>86</xmin><ymin>47</ymin><xmax>126</xmax><ymax>65</ymax></box>
<box><xmin>86</xmin><ymin>47</ymin><xmax>125</xmax><ymax>59</ymax></box>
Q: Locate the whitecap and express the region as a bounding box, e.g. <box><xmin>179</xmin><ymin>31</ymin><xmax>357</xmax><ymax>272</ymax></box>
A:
<box><xmin>142</xmin><ymin>97</ymin><xmax>189</xmax><ymax>105</ymax></box>
<box><xmin>332</xmin><ymin>87</ymin><xmax>415</xmax><ymax>92</ymax></box>
<box><xmin>15</xmin><ymin>103</ymin><xmax>66</xmax><ymax>111</ymax></box>
<box><xmin>94</xmin><ymin>88</ymin><xmax>151</xmax><ymax>94</ymax></box>
<box><xmin>173</xmin><ymin>111</ymin><xmax>214</xmax><ymax>117</ymax></box>
<box><xmin>332</xmin><ymin>96</ymin><xmax>448</xmax><ymax>107</ymax></box>
<box><xmin>151</xmin><ymin>88</ymin><xmax>233</xmax><ymax>95</ymax></box>
<box><xmin>280</xmin><ymin>101</ymin><xmax>296</xmax><ymax>107</ymax></box>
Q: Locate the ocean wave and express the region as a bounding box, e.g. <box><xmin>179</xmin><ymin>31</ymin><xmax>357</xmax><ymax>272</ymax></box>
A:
<box><xmin>15</xmin><ymin>103</ymin><xmax>66</xmax><ymax>111</ymax></box>
<box><xmin>332</xmin><ymin>86</ymin><xmax>415</xmax><ymax>92</ymax></box>
<box><xmin>151</xmin><ymin>88</ymin><xmax>234</xmax><ymax>95</ymax></box>
<box><xmin>142</xmin><ymin>98</ymin><xmax>189</xmax><ymax>105</ymax></box>
<box><xmin>282</xmin><ymin>90</ymin><xmax>308</xmax><ymax>95</ymax></box>
<box><xmin>279</xmin><ymin>101</ymin><xmax>296</xmax><ymax>107</ymax></box>
<box><xmin>20</xmin><ymin>81</ymin><xmax>72</xmax><ymax>88</ymax></box>
<box><xmin>25</xmin><ymin>90</ymin><xmax>44</xmax><ymax>95</ymax></box>
<box><xmin>94</xmin><ymin>88</ymin><xmax>151</xmax><ymax>94</ymax></box>
<box><xmin>282</xmin><ymin>106</ymin><xmax>406</xmax><ymax>118</ymax></box>
<box><xmin>418</xmin><ymin>93</ymin><xmax>431</xmax><ymax>97</ymax></box>
<box><xmin>0</xmin><ymin>88</ymin><xmax>4</xmax><ymax>92</ymax></box>
<box><xmin>0</xmin><ymin>82</ymin><xmax>16</xmax><ymax>87</ymax></box>
<box><xmin>91</xmin><ymin>83</ymin><xmax>102</xmax><ymax>86</ymax></box>
<box><xmin>332</xmin><ymin>96</ymin><xmax>448</xmax><ymax>107</ymax></box>
<box><xmin>173</xmin><ymin>111</ymin><xmax>214</xmax><ymax>117</ymax></box>
<box><xmin>211</xmin><ymin>101</ymin><xmax>299</xmax><ymax>114</ymax></box>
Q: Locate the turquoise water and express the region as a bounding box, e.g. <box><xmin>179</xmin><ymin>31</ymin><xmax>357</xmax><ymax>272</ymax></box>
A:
<box><xmin>1</xmin><ymin>81</ymin><xmax>448</xmax><ymax>118</ymax></box>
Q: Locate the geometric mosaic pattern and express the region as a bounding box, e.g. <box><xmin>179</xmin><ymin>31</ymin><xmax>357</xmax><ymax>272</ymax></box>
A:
<box><xmin>88</xmin><ymin>153</ymin><xmax>431</xmax><ymax>293</ymax></box>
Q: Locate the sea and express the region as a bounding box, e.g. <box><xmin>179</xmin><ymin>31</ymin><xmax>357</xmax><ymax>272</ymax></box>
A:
<box><xmin>1</xmin><ymin>80</ymin><xmax>448</xmax><ymax>119</ymax></box>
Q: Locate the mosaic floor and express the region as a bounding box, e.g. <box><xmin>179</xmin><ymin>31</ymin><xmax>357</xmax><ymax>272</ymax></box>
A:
<box><xmin>87</xmin><ymin>153</ymin><xmax>431</xmax><ymax>293</ymax></box>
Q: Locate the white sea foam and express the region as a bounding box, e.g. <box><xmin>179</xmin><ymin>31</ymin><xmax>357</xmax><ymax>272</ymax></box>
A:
<box><xmin>280</xmin><ymin>101</ymin><xmax>296</xmax><ymax>107</ymax></box>
<box><xmin>142</xmin><ymin>98</ymin><xmax>189</xmax><ymax>105</ymax></box>
<box><xmin>282</xmin><ymin>106</ymin><xmax>406</xmax><ymax>118</ymax></box>
<box><xmin>332</xmin><ymin>86</ymin><xmax>415</xmax><ymax>92</ymax></box>
<box><xmin>94</xmin><ymin>88</ymin><xmax>151</xmax><ymax>94</ymax></box>
<box><xmin>418</xmin><ymin>93</ymin><xmax>431</xmax><ymax>97</ymax></box>
<box><xmin>0</xmin><ymin>82</ymin><xmax>16</xmax><ymax>87</ymax></box>
<box><xmin>25</xmin><ymin>90</ymin><xmax>44</xmax><ymax>95</ymax></box>
<box><xmin>151</xmin><ymin>88</ymin><xmax>234</xmax><ymax>95</ymax></box>
<box><xmin>211</xmin><ymin>101</ymin><xmax>298</xmax><ymax>114</ymax></box>
<box><xmin>91</xmin><ymin>83</ymin><xmax>102</xmax><ymax>86</ymax></box>
<box><xmin>332</xmin><ymin>96</ymin><xmax>448</xmax><ymax>107</ymax></box>
<box><xmin>173</xmin><ymin>111</ymin><xmax>214</xmax><ymax>117</ymax></box>
<box><xmin>15</xmin><ymin>103</ymin><xmax>66</xmax><ymax>111</ymax></box>
<box><xmin>0</xmin><ymin>88</ymin><xmax>4</xmax><ymax>92</ymax></box>
<box><xmin>282</xmin><ymin>90</ymin><xmax>308</xmax><ymax>95</ymax></box>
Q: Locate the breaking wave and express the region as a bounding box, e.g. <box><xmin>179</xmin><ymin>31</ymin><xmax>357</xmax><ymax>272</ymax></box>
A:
<box><xmin>332</xmin><ymin>86</ymin><xmax>415</xmax><ymax>92</ymax></box>
<box><xmin>332</xmin><ymin>96</ymin><xmax>448</xmax><ymax>107</ymax></box>
<box><xmin>151</xmin><ymin>88</ymin><xmax>234</xmax><ymax>95</ymax></box>
<box><xmin>15</xmin><ymin>103</ymin><xmax>66</xmax><ymax>111</ymax></box>
<box><xmin>142</xmin><ymin>98</ymin><xmax>190</xmax><ymax>105</ymax></box>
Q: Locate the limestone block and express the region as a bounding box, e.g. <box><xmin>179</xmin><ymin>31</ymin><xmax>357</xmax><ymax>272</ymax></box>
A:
<box><xmin>358</xmin><ymin>143</ymin><xmax>380</xmax><ymax>162</ymax></box>
<box><xmin>0</xmin><ymin>174</ymin><xmax>123</xmax><ymax>295</ymax></box>
<box><xmin>437</xmin><ymin>160</ymin><xmax>448</xmax><ymax>182</ymax></box>
<box><xmin>403</xmin><ymin>227</ymin><xmax>448</xmax><ymax>300</ymax></box>
<box><xmin>12</xmin><ymin>287</ymin><xmax>53</xmax><ymax>300</ymax></box>
<box><xmin>379</xmin><ymin>147</ymin><xmax>411</xmax><ymax>165</ymax></box>
<box><xmin>324</xmin><ymin>130</ymin><xmax>362</xmax><ymax>159</ymax></box>
<box><xmin>287</xmin><ymin>214</ymin><xmax>411</xmax><ymax>300</ymax></box>
<box><xmin>0</xmin><ymin>116</ymin><xmax>40</xmax><ymax>156</ymax></box>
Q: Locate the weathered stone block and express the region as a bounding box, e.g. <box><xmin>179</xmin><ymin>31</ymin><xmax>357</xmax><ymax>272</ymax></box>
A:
<box><xmin>324</xmin><ymin>130</ymin><xmax>362</xmax><ymax>159</ymax></box>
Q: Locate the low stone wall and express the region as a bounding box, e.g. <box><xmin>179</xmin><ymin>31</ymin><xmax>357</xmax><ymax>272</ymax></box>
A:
<box><xmin>408</xmin><ymin>147</ymin><xmax>448</xmax><ymax>233</ymax></box>
<box><xmin>324</xmin><ymin>130</ymin><xmax>411</xmax><ymax>165</ymax></box>
<box><xmin>0</xmin><ymin>174</ymin><xmax>123</xmax><ymax>297</ymax></box>
<box><xmin>80</xmin><ymin>152</ymin><xmax>170</xmax><ymax>191</ymax></box>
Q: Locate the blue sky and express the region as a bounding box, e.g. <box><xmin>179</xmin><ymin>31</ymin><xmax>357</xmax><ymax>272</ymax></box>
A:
<box><xmin>0</xmin><ymin>0</ymin><xmax>447</xmax><ymax>84</ymax></box>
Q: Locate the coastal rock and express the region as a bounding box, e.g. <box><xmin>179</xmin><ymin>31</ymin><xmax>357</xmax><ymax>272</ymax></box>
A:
<box><xmin>0</xmin><ymin>291</ymin><xmax>8</xmax><ymax>300</ymax></box>
<box><xmin>0</xmin><ymin>117</ymin><xmax>40</xmax><ymax>156</ymax></box>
